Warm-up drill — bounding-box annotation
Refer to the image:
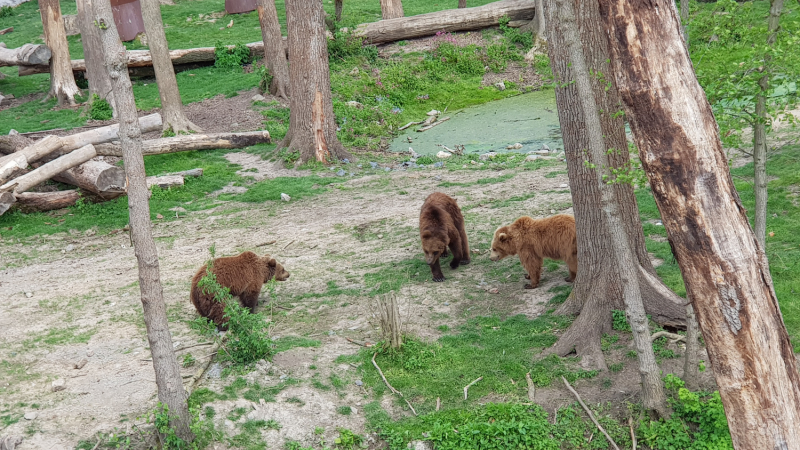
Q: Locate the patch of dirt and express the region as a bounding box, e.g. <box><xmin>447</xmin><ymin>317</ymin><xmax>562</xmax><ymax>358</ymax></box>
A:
<box><xmin>224</xmin><ymin>152</ymin><xmax>309</xmax><ymax>181</ymax></box>
<box><xmin>481</xmin><ymin>62</ymin><xmax>543</xmax><ymax>90</ymax></box>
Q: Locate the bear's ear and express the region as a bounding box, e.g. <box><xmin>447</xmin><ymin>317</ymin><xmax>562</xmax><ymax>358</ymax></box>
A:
<box><xmin>267</xmin><ymin>258</ymin><xmax>277</xmax><ymax>267</ymax></box>
<box><xmin>498</xmin><ymin>232</ymin><xmax>509</xmax><ymax>242</ymax></box>
<box><xmin>421</xmin><ymin>231</ymin><xmax>433</xmax><ymax>239</ymax></box>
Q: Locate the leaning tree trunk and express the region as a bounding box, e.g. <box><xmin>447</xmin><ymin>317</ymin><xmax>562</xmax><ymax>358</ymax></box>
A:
<box><xmin>76</xmin><ymin>0</ymin><xmax>116</xmax><ymax>116</ymax></box>
<box><xmin>458</xmin><ymin>0</ymin><xmax>466</xmax><ymax>8</ymax></box>
<box><xmin>92</xmin><ymin>0</ymin><xmax>194</xmax><ymax>442</ymax></box>
<box><xmin>38</xmin><ymin>0</ymin><xmax>81</xmax><ymax>105</ymax></box>
<box><xmin>256</xmin><ymin>0</ymin><xmax>291</xmax><ymax>100</ymax></box>
<box><xmin>542</xmin><ymin>0</ymin><xmax>686</xmax><ymax>371</ymax></box>
<box><xmin>335</xmin><ymin>0</ymin><xmax>343</xmax><ymax>21</ymax></box>
<box><xmin>139</xmin><ymin>0</ymin><xmax>201</xmax><ymax>134</ymax></box>
<box><xmin>282</xmin><ymin>0</ymin><xmax>351</xmax><ymax>164</ymax></box>
<box><xmin>753</xmin><ymin>0</ymin><xmax>783</xmax><ymax>249</ymax></box>
<box><xmin>380</xmin><ymin>0</ymin><xmax>404</xmax><ymax>20</ymax></box>
<box><xmin>599</xmin><ymin>0</ymin><xmax>800</xmax><ymax>447</ymax></box>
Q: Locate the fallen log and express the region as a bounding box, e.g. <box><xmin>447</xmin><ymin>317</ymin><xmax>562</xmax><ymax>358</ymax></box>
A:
<box><xmin>52</xmin><ymin>160</ymin><xmax>126</xmax><ymax>198</ymax></box>
<box><xmin>53</xmin><ymin>113</ymin><xmax>162</xmax><ymax>158</ymax></box>
<box><xmin>0</xmin><ymin>27</ymin><xmax>13</xmax><ymax>35</ymax></box>
<box><xmin>1</xmin><ymin>144</ymin><xmax>97</xmax><ymax>194</ymax></box>
<box><xmin>16</xmin><ymin>190</ymin><xmax>80</xmax><ymax>213</ymax></box>
<box><xmin>0</xmin><ymin>136</ymin><xmax>63</xmax><ymax>184</ymax></box>
<box><xmin>354</xmin><ymin>0</ymin><xmax>536</xmax><ymax>45</ymax></box>
<box><xmin>0</xmin><ymin>191</ymin><xmax>14</xmax><ymax>215</ymax></box>
<box><xmin>147</xmin><ymin>175</ymin><xmax>184</xmax><ymax>189</ymax></box>
<box><xmin>94</xmin><ymin>131</ymin><xmax>271</xmax><ymax>156</ymax></box>
<box><xmin>0</xmin><ymin>43</ymin><xmax>52</xmax><ymax>67</ymax></box>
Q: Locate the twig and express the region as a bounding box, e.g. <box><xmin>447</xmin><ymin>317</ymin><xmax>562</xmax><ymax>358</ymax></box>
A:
<box><xmin>525</xmin><ymin>372</ymin><xmax>535</xmax><ymax>401</ymax></box>
<box><xmin>629</xmin><ymin>416</ymin><xmax>637</xmax><ymax>450</ymax></box>
<box><xmin>0</xmin><ymin>27</ymin><xmax>13</xmax><ymax>35</ymax></box>
<box><xmin>372</xmin><ymin>352</ymin><xmax>399</xmax><ymax>395</ymax></box>
<box><xmin>91</xmin><ymin>439</ymin><xmax>101</xmax><ymax>450</ymax></box>
<box><xmin>561</xmin><ymin>376</ymin><xmax>620</xmax><ymax>450</ymax></box>
<box><xmin>436</xmin><ymin>397</ymin><xmax>441</xmax><ymax>411</ymax></box>
<box><xmin>398</xmin><ymin>121</ymin><xmax>423</xmax><ymax>131</ymax></box>
<box><xmin>345</xmin><ymin>337</ymin><xmax>369</xmax><ymax>347</ymax></box>
<box><xmin>417</xmin><ymin>116</ymin><xmax>451</xmax><ymax>132</ymax></box>
<box><xmin>650</xmin><ymin>331</ymin><xmax>685</xmax><ymax>342</ymax></box>
<box><xmin>175</xmin><ymin>342</ymin><xmax>214</xmax><ymax>352</ymax></box>
<box><xmin>281</xmin><ymin>240</ymin><xmax>295</xmax><ymax>251</ymax></box>
<box><xmin>255</xmin><ymin>240</ymin><xmax>276</xmax><ymax>247</ymax></box>
<box><xmin>404</xmin><ymin>398</ymin><xmax>418</xmax><ymax>416</ymax></box>
<box><xmin>463</xmin><ymin>376</ymin><xmax>483</xmax><ymax>400</ymax></box>
<box><xmin>185</xmin><ymin>339</ymin><xmax>224</xmax><ymax>394</ymax></box>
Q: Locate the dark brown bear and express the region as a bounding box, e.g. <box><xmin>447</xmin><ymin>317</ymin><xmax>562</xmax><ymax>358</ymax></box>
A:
<box><xmin>190</xmin><ymin>251</ymin><xmax>290</xmax><ymax>327</ymax></box>
<box><xmin>489</xmin><ymin>214</ymin><xmax>577</xmax><ymax>289</ymax></box>
<box><xmin>419</xmin><ymin>192</ymin><xmax>471</xmax><ymax>282</ymax></box>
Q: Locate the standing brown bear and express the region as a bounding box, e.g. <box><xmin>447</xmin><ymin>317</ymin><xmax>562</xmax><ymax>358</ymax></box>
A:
<box><xmin>190</xmin><ymin>251</ymin><xmax>290</xmax><ymax>327</ymax></box>
<box><xmin>489</xmin><ymin>214</ymin><xmax>577</xmax><ymax>289</ymax></box>
<box><xmin>419</xmin><ymin>192</ymin><xmax>471</xmax><ymax>282</ymax></box>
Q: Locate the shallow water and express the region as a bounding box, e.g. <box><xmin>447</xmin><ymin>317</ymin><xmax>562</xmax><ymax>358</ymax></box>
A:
<box><xmin>389</xmin><ymin>89</ymin><xmax>563</xmax><ymax>156</ymax></box>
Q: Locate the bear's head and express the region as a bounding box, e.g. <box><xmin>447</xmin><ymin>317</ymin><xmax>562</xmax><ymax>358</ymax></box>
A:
<box><xmin>262</xmin><ymin>256</ymin><xmax>290</xmax><ymax>282</ymax></box>
<box><xmin>420</xmin><ymin>230</ymin><xmax>447</xmax><ymax>265</ymax></box>
<box><xmin>489</xmin><ymin>226</ymin><xmax>515</xmax><ymax>261</ymax></box>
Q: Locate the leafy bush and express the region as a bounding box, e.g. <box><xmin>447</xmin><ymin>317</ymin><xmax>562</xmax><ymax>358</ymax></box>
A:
<box><xmin>433</xmin><ymin>42</ymin><xmax>484</xmax><ymax>77</ymax></box>
<box><xmin>612</xmin><ymin>309</ymin><xmax>631</xmax><ymax>331</ymax></box>
<box><xmin>0</xmin><ymin>5</ymin><xmax>12</xmax><ymax>18</ymax></box>
<box><xmin>498</xmin><ymin>15</ymin><xmax>534</xmax><ymax>51</ymax></box>
<box><xmin>214</xmin><ymin>42</ymin><xmax>251</xmax><ymax>69</ymax></box>
<box><xmin>89</xmin><ymin>94</ymin><xmax>113</xmax><ymax>121</ymax></box>
<box><xmin>328</xmin><ymin>29</ymin><xmax>377</xmax><ymax>63</ymax></box>
<box><xmin>256</xmin><ymin>64</ymin><xmax>273</xmax><ymax>94</ymax></box>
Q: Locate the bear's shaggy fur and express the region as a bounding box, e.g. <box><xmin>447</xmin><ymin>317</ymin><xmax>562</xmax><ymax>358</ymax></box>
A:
<box><xmin>490</xmin><ymin>214</ymin><xmax>577</xmax><ymax>289</ymax></box>
<box><xmin>190</xmin><ymin>251</ymin><xmax>290</xmax><ymax>327</ymax></box>
<box><xmin>419</xmin><ymin>192</ymin><xmax>471</xmax><ymax>282</ymax></box>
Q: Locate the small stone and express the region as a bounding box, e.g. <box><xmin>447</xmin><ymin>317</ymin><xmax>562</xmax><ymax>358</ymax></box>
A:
<box><xmin>86</xmin><ymin>350</ymin><xmax>94</xmax><ymax>357</ymax></box>
<box><xmin>280</xmin><ymin>193</ymin><xmax>291</xmax><ymax>202</ymax></box>
<box><xmin>65</xmin><ymin>244</ymin><xmax>74</xmax><ymax>252</ymax></box>
<box><xmin>534</xmin><ymin>149</ymin><xmax>550</xmax><ymax>155</ymax></box>
<box><xmin>328</xmin><ymin>330</ymin><xmax>336</xmax><ymax>336</ymax></box>
<box><xmin>186</xmin><ymin>16</ymin><xmax>192</xmax><ymax>21</ymax></box>
<box><xmin>156</xmin><ymin>213</ymin><xmax>164</xmax><ymax>219</ymax></box>
<box><xmin>655</xmin><ymin>221</ymin><xmax>663</xmax><ymax>226</ymax></box>
<box><xmin>409</xmin><ymin>148</ymin><xmax>420</xmax><ymax>158</ymax></box>
<box><xmin>336</xmin><ymin>169</ymin><xmax>346</xmax><ymax>176</ymax></box>
<box><xmin>24</xmin><ymin>412</ymin><xmax>37</xmax><ymax>421</ymax></box>
<box><xmin>479</xmin><ymin>152</ymin><xmax>497</xmax><ymax>161</ymax></box>
<box><xmin>443</xmin><ymin>302</ymin><xmax>449</xmax><ymax>306</ymax></box>
<box><xmin>426</xmin><ymin>110</ymin><xmax>440</xmax><ymax>116</ymax></box>
<box><xmin>251</xmin><ymin>94</ymin><xmax>265</xmax><ymax>103</ymax></box>
<box><xmin>74</xmin><ymin>359</ymin><xmax>88</xmax><ymax>369</ymax></box>
<box><xmin>8</xmin><ymin>129</ymin><xmax>19</xmax><ymax>135</ymax></box>
<box><xmin>559</xmin><ymin>183</ymin><xmax>569</xmax><ymax>188</ymax></box>
<box><xmin>488</xmin><ymin>288</ymin><xmax>499</xmax><ymax>294</ymax></box>
<box><xmin>225</xmin><ymin>420</ymin><xmax>235</xmax><ymax>429</ymax></box>
<box><xmin>550</xmin><ymin>209</ymin><xmax>556</xmax><ymax>214</ymax></box>
<box><xmin>384</xmin><ymin>167</ymin><xmax>391</xmax><ymax>172</ymax></box>
<box><xmin>247</xmin><ymin>411</ymin><xmax>258</xmax><ymax>420</ymax></box>
<box><xmin>495</xmin><ymin>81</ymin><xmax>506</xmax><ymax>91</ymax></box>
<box><xmin>369</xmin><ymin>162</ymin><xmax>378</xmax><ymax>169</ymax></box>
<box><xmin>355</xmin><ymin>380</ymin><xmax>363</xmax><ymax>386</ymax></box>
<box><xmin>433</xmin><ymin>162</ymin><xmax>443</xmax><ymax>168</ymax></box>
<box><xmin>25</xmin><ymin>292</ymin><xmax>33</xmax><ymax>298</ymax></box>
<box><xmin>345</xmin><ymin>101</ymin><xmax>363</xmax><ymax>109</ymax></box>
<box><xmin>436</xmin><ymin>151</ymin><xmax>452</xmax><ymax>159</ymax></box>
<box><xmin>349</xmin><ymin>67</ymin><xmax>359</xmax><ymax>75</ymax></box>
<box><xmin>506</xmin><ymin>143</ymin><xmax>523</xmax><ymax>150</ymax></box>
<box><xmin>357</xmin><ymin>164</ymin><xmax>363</xmax><ymax>168</ymax></box>
<box><xmin>340</xmin><ymin>27</ymin><xmax>349</xmax><ymax>33</ymax></box>
<box><xmin>410</xmin><ymin>440</ymin><xmax>433</xmax><ymax>450</ymax></box>
<box><xmin>342</xmin><ymin>158</ymin><xmax>350</xmax><ymax>164</ymax></box>
<box><xmin>51</xmin><ymin>378</ymin><xmax>66</xmax><ymax>392</ymax></box>
<box><xmin>525</xmin><ymin>155</ymin><xmax>539</xmax><ymax>162</ymax></box>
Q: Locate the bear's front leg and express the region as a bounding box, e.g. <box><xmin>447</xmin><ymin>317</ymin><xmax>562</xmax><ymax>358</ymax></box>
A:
<box><xmin>429</xmin><ymin>258</ymin><xmax>445</xmax><ymax>282</ymax></box>
<box><xmin>519</xmin><ymin>249</ymin><xmax>543</xmax><ymax>289</ymax></box>
<box><xmin>448</xmin><ymin>234</ymin><xmax>463</xmax><ymax>269</ymax></box>
<box><xmin>239</xmin><ymin>289</ymin><xmax>261</xmax><ymax>313</ymax></box>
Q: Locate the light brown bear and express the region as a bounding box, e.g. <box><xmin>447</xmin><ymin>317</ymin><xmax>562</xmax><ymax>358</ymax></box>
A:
<box><xmin>489</xmin><ymin>214</ymin><xmax>577</xmax><ymax>289</ymax></box>
<box><xmin>190</xmin><ymin>251</ymin><xmax>290</xmax><ymax>328</ymax></box>
<box><xmin>419</xmin><ymin>192</ymin><xmax>471</xmax><ymax>282</ymax></box>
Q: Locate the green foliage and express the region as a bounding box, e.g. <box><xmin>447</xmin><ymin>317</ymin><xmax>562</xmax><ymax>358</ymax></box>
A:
<box><xmin>333</xmin><ymin>428</ymin><xmax>363</xmax><ymax>449</ymax></box>
<box><xmin>336</xmin><ymin>406</ymin><xmax>353</xmax><ymax>416</ymax></box>
<box><xmin>498</xmin><ymin>15</ymin><xmax>534</xmax><ymax>51</ymax></box>
<box><xmin>256</xmin><ymin>64</ymin><xmax>273</xmax><ymax>94</ymax></box>
<box><xmin>182</xmin><ymin>353</ymin><xmax>196</xmax><ymax>368</ymax></box>
<box><xmin>415</xmin><ymin>155</ymin><xmax>434</xmax><ymax>165</ymax></box>
<box><xmin>639</xmin><ymin>375</ymin><xmax>733</xmax><ymax>450</ymax></box>
<box><xmin>0</xmin><ymin>5</ymin><xmax>13</xmax><ymax>18</ymax></box>
<box><xmin>214</xmin><ymin>42</ymin><xmax>251</xmax><ymax>69</ymax></box>
<box><xmin>611</xmin><ymin>310</ymin><xmax>631</xmax><ymax>332</ymax></box>
<box><xmin>328</xmin><ymin>29</ymin><xmax>377</xmax><ymax>63</ymax></box>
<box><xmin>273</xmin><ymin>336</ymin><xmax>322</xmax><ymax>353</ymax></box>
<box><xmin>89</xmin><ymin>94</ymin><xmax>113</xmax><ymax>121</ymax></box>
<box><xmin>152</xmin><ymin>403</ymin><xmax>193</xmax><ymax>449</ymax></box>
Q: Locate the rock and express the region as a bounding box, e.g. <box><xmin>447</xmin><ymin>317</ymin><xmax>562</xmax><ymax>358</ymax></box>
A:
<box><xmin>409</xmin><ymin>441</ymin><xmax>433</xmax><ymax>450</ymax></box>
<box><xmin>655</xmin><ymin>221</ymin><xmax>663</xmax><ymax>226</ymax></box>
<box><xmin>349</xmin><ymin>67</ymin><xmax>359</xmax><ymax>75</ymax></box>
<box><xmin>86</xmin><ymin>350</ymin><xmax>94</xmax><ymax>357</ymax></box>
<box><xmin>534</xmin><ymin>149</ymin><xmax>549</xmax><ymax>155</ymax></box>
<box><xmin>495</xmin><ymin>81</ymin><xmax>506</xmax><ymax>91</ymax></box>
<box><xmin>369</xmin><ymin>162</ymin><xmax>378</xmax><ymax>169</ymax></box>
<box><xmin>225</xmin><ymin>420</ymin><xmax>235</xmax><ymax>429</ymax></box>
<box><xmin>251</xmin><ymin>94</ymin><xmax>265</xmax><ymax>103</ymax></box>
<box><xmin>559</xmin><ymin>183</ymin><xmax>569</xmax><ymax>188</ymax></box>
<box><xmin>65</xmin><ymin>244</ymin><xmax>74</xmax><ymax>252</ymax></box>
<box><xmin>280</xmin><ymin>193</ymin><xmax>291</xmax><ymax>202</ymax></box>
<box><xmin>409</xmin><ymin>148</ymin><xmax>420</xmax><ymax>158</ymax></box>
<box><xmin>247</xmin><ymin>411</ymin><xmax>258</xmax><ymax>420</ymax></box>
<box><xmin>506</xmin><ymin>143</ymin><xmax>523</xmax><ymax>150</ymax></box>
<box><xmin>51</xmin><ymin>378</ymin><xmax>66</xmax><ymax>392</ymax></box>
<box><xmin>336</xmin><ymin>169</ymin><xmax>346</xmax><ymax>176</ymax></box>
<box><xmin>443</xmin><ymin>302</ymin><xmax>449</xmax><ymax>306</ymax></box>
<box><xmin>525</xmin><ymin>155</ymin><xmax>539</xmax><ymax>162</ymax></box>
<box><xmin>326</xmin><ymin>29</ymin><xmax>334</xmax><ymax>40</ymax></box>
<box><xmin>426</xmin><ymin>110</ymin><xmax>440</xmax><ymax>116</ymax></box>
<box><xmin>0</xmin><ymin>435</ymin><xmax>23</xmax><ymax>450</ymax></box>
<box><xmin>433</xmin><ymin>162</ymin><xmax>443</xmax><ymax>168</ymax></box>
<box><xmin>479</xmin><ymin>152</ymin><xmax>497</xmax><ymax>161</ymax></box>
<box><xmin>74</xmin><ymin>359</ymin><xmax>88</xmax><ymax>369</ymax></box>
<box><xmin>342</xmin><ymin>158</ymin><xmax>350</xmax><ymax>164</ymax></box>
<box><xmin>550</xmin><ymin>209</ymin><xmax>556</xmax><ymax>214</ymax></box>
<box><xmin>384</xmin><ymin>167</ymin><xmax>391</xmax><ymax>172</ymax></box>
<box><xmin>23</xmin><ymin>412</ymin><xmax>37</xmax><ymax>421</ymax></box>
<box><xmin>488</xmin><ymin>288</ymin><xmax>499</xmax><ymax>294</ymax></box>
<box><xmin>186</xmin><ymin>16</ymin><xmax>192</xmax><ymax>21</ymax></box>
<box><xmin>8</xmin><ymin>129</ymin><xmax>19</xmax><ymax>136</ymax></box>
<box><xmin>340</xmin><ymin>27</ymin><xmax>349</xmax><ymax>33</ymax></box>
<box><xmin>24</xmin><ymin>292</ymin><xmax>33</xmax><ymax>298</ymax></box>
<box><xmin>345</xmin><ymin>100</ymin><xmax>363</xmax><ymax>109</ymax></box>
<box><xmin>355</xmin><ymin>380</ymin><xmax>363</xmax><ymax>386</ymax></box>
<box><xmin>709</xmin><ymin>34</ymin><xmax>719</xmax><ymax>43</ymax></box>
<box><xmin>436</xmin><ymin>151</ymin><xmax>451</xmax><ymax>159</ymax></box>
<box><xmin>156</xmin><ymin>213</ymin><xmax>164</xmax><ymax>219</ymax></box>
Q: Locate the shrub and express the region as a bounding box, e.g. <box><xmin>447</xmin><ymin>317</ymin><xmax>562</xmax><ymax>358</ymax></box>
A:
<box><xmin>214</xmin><ymin>42</ymin><xmax>251</xmax><ymax>69</ymax></box>
<box><xmin>257</xmin><ymin>64</ymin><xmax>273</xmax><ymax>94</ymax></box>
<box><xmin>89</xmin><ymin>95</ymin><xmax>114</xmax><ymax>121</ymax></box>
<box><xmin>0</xmin><ymin>5</ymin><xmax>13</xmax><ymax>18</ymax></box>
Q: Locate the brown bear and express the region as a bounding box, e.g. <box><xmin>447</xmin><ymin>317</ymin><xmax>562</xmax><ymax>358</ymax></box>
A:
<box><xmin>489</xmin><ymin>214</ymin><xmax>577</xmax><ymax>289</ymax></box>
<box><xmin>419</xmin><ymin>192</ymin><xmax>471</xmax><ymax>282</ymax></box>
<box><xmin>190</xmin><ymin>251</ymin><xmax>290</xmax><ymax>327</ymax></box>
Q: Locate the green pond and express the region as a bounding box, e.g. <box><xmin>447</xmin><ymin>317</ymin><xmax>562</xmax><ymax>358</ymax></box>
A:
<box><xmin>389</xmin><ymin>89</ymin><xmax>563</xmax><ymax>156</ymax></box>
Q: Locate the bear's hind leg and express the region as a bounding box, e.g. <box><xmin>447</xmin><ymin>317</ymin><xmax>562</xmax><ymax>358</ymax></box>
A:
<box><xmin>565</xmin><ymin>253</ymin><xmax>578</xmax><ymax>282</ymax></box>
<box><xmin>458</xmin><ymin>221</ymin><xmax>471</xmax><ymax>265</ymax></box>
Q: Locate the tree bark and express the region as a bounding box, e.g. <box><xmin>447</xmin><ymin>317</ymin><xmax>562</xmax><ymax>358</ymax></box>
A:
<box><xmin>92</xmin><ymin>0</ymin><xmax>194</xmax><ymax>442</ymax></box>
<box><xmin>0</xmin><ymin>144</ymin><xmax>96</xmax><ymax>194</ymax></box>
<box><xmin>356</xmin><ymin>0</ymin><xmax>535</xmax><ymax>45</ymax></box>
<box><xmin>683</xmin><ymin>300</ymin><xmax>700</xmax><ymax>391</ymax></box>
<box><xmin>0</xmin><ymin>191</ymin><xmax>17</xmax><ymax>215</ymax></box>
<box><xmin>256</xmin><ymin>0</ymin><xmax>291</xmax><ymax>100</ymax></box>
<box><xmin>76</xmin><ymin>0</ymin><xmax>116</xmax><ymax>116</ymax></box>
<box><xmin>16</xmin><ymin>190</ymin><xmax>80</xmax><ymax>213</ymax></box>
<box><xmin>335</xmin><ymin>0</ymin><xmax>343</xmax><ymax>21</ymax></box>
<box><xmin>599</xmin><ymin>0</ymin><xmax>800</xmax><ymax>447</ymax></box>
<box><xmin>542</xmin><ymin>0</ymin><xmax>685</xmax><ymax>371</ymax></box>
<box><xmin>94</xmin><ymin>131</ymin><xmax>271</xmax><ymax>156</ymax></box>
<box><xmin>139</xmin><ymin>0</ymin><xmax>200</xmax><ymax>134</ymax></box>
<box><xmin>51</xmin><ymin>159</ymin><xmax>126</xmax><ymax>197</ymax></box>
<box><xmin>283</xmin><ymin>0</ymin><xmax>350</xmax><ymax>164</ymax></box>
<box><xmin>458</xmin><ymin>0</ymin><xmax>466</xmax><ymax>8</ymax></box>
<box><xmin>38</xmin><ymin>0</ymin><xmax>81</xmax><ymax>105</ymax></box>
<box><xmin>753</xmin><ymin>0</ymin><xmax>783</xmax><ymax>249</ymax></box>
<box><xmin>0</xmin><ymin>43</ymin><xmax>51</xmax><ymax>67</ymax></box>
<box><xmin>380</xmin><ymin>0</ymin><xmax>404</xmax><ymax>20</ymax></box>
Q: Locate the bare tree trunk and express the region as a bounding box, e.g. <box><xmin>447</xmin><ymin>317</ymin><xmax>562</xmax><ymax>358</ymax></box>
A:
<box><xmin>91</xmin><ymin>0</ymin><xmax>194</xmax><ymax>442</ymax></box>
<box><xmin>283</xmin><ymin>0</ymin><xmax>350</xmax><ymax>164</ymax></box>
<box><xmin>139</xmin><ymin>0</ymin><xmax>200</xmax><ymax>134</ymax></box>
<box><xmin>680</xmin><ymin>0</ymin><xmax>689</xmax><ymax>47</ymax></box>
<box><xmin>38</xmin><ymin>0</ymin><xmax>81</xmax><ymax>105</ymax></box>
<box><xmin>542</xmin><ymin>0</ymin><xmax>685</xmax><ymax>371</ymax></box>
<box><xmin>335</xmin><ymin>0</ymin><xmax>343</xmax><ymax>21</ymax></box>
<box><xmin>458</xmin><ymin>0</ymin><xmax>466</xmax><ymax>8</ymax></box>
<box><xmin>256</xmin><ymin>0</ymin><xmax>291</xmax><ymax>100</ymax></box>
<box><xmin>76</xmin><ymin>0</ymin><xmax>116</xmax><ymax>116</ymax></box>
<box><xmin>753</xmin><ymin>0</ymin><xmax>783</xmax><ymax>249</ymax></box>
<box><xmin>683</xmin><ymin>300</ymin><xmax>700</xmax><ymax>391</ymax></box>
<box><xmin>599</xmin><ymin>0</ymin><xmax>800</xmax><ymax>447</ymax></box>
<box><xmin>553</xmin><ymin>0</ymin><xmax>669</xmax><ymax>417</ymax></box>
<box><xmin>380</xmin><ymin>0</ymin><xmax>404</xmax><ymax>20</ymax></box>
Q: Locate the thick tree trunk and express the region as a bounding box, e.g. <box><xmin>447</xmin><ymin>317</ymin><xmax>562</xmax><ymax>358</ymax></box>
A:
<box><xmin>95</xmin><ymin>131</ymin><xmax>271</xmax><ymax>156</ymax></box>
<box><xmin>139</xmin><ymin>0</ymin><xmax>200</xmax><ymax>134</ymax></box>
<box><xmin>355</xmin><ymin>0</ymin><xmax>535</xmax><ymax>45</ymax></box>
<box><xmin>51</xmin><ymin>159</ymin><xmax>126</xmax><ymax>197</ymax></box>
<box><xmin>16</xmin><ymin>190</ymin><xmax>80</xmax><ymax>213</ymax></box>
<box><xmin>335</xmin><ymin>0</ymin><xmax>343</xmax><ymax>21</ymax></box>
<box><xmin>76</xmin><ymin>0</ymin><xmax>116</xmax><ymax>116</ymax></box>
<box><xmin>599</xmin><ymin>0</ymin><xmax>800</xmax><ymax>447</ymax></box>
<box><xmin>283</xmin><ymin>0</ymin><xmax>350</xmax><ymax>164</ymax></box>
<box><xmin>0</xmin><ymin>44</ymin><xmax>51</xmax><ymax>67</ymax></box>
<box><xmin>92</xmin><ymin>0</ymin><xmax>194</xmax><ymax>442</ymax></box>
<box><xmin>542</xmin><ymin>0</ymin><xmax>685</xmax><ymax>371</ymax></box>
<box><xmin>380</xmin><ymin>0</ymin><xmax>403</xmax><ymax>20</ymax></box>
<box><xmin>38</xmin><ymin>0</ymin><xmax>81</xmax><ymax>105</ymax></box>
<box><xmin>458</xmin><ymin>0</ymin><xmax>466</xmax><ymax>8</ymax></box>
<box><xmin>0</xmin><ymin>144</ymin><xmax>96</xmax><ymax>194</ymax></box>
<box><xmin>256</xmin><ymin>0</ymin><xmax>291</xmax><ymax>100</ymax></box>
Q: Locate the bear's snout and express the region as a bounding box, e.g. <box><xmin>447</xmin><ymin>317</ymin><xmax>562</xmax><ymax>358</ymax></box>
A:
<box><xmin>489</xmin><ymin>251</ymin><xmax>501</xmax><ymax>261</ymax></box>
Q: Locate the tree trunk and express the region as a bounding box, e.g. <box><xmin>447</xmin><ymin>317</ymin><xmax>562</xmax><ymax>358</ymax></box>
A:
<box><xmin>680</xmin><ymin>0</ymin><xmax>689</xmax><ymax>47</ymax></box>
<box><xmin>753</xmin><ymin>0</ymin><xmax>783</xmax><ymax>249</ymax></box>
<box><xmin>139</xmin><ymin>0</ymin><xmax>200</xmax><ymax>134</ymax></box>
<box><xmin>356</xmin><ymin>0</ymin><xmax>536</xmax><ymax>45</ymax></box>
<box><xmin>283</xmin><ymin>0</ymin><xmax>350</xmax><ymax>164</ymax></box>
<box><xmin>16</xmin><ymin>190</ymin><xmax>80</xmax><ymax>213</ymax></box>
<box><xmin>599</xmin><ymin>0</ymin><xmax>800</xmax><ymax>447</ymax></box>
<box><xmin>95</xmin><ymin>131</ymin><xmax>271</xmax><ymax>156</ymax></box>
<box><xmin>683</xmin><ymin>300</ymin><xmax>700</xmax><ymax>391</ymax></box>
<box><xmin>76</xmin><ymin>0</ymin><xmax>116</xmax><ymax>116</ymax></box>
<box><xmin>542</xmin><ymin>0</ymin><xmax>685</xmax><ymax>371</ymax></box>
<box><xmin>335</xmin><ymin>0</ymin><xmax>343</xmax><ymax>21</ymax></box>
<box><xmin>38</xmin><ymin>0</ymin><xmax>81</xmax><ymax>105</ymax></box>
<box><xmin>458</xmin><ymin>0</ymin><xmax>466</xmax><ymax>8</ymax></box>
<box><xmin>256</xmin><ymin>0</ymin><xmax>291</xmax><ymax>100</ymax></box>
<box><xmin>92</xmin><ymin>0</ymin><xmax>194</xmax><ymax>442</ymax></box>
<box><xmin>380</xmin><ymin>0</ymin><xmax>403</xmax><ymax>20</ymax></box>
<box><xmin>0</xmin><ymin>44</ymin><xmax>51</xmax><ymax>67</ymax></box>
<box><xmin>51</xmin><ymin>159</ymin><xmax>126</xmax><ymax>197</ymax></box>
<box><xmin>0</xmin><ymin>144</ymin><xmax>97</xmax><ymax>194</ymax></box>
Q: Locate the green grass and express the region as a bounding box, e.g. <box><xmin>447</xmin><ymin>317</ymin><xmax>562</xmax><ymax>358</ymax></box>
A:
<box><xmin>20</xmin><ymin>326</ymin><xmax>95</xmax><ymax>351</ymax></box>
<box><xmin>438</xmin><ymin>173</ymin><xmax>515</xmax><ymax>188</ymax></box>
<box><xmin>273</xmin><ymin>336</ymin><xmax>322</xmax><ymax>353</ymax></box>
